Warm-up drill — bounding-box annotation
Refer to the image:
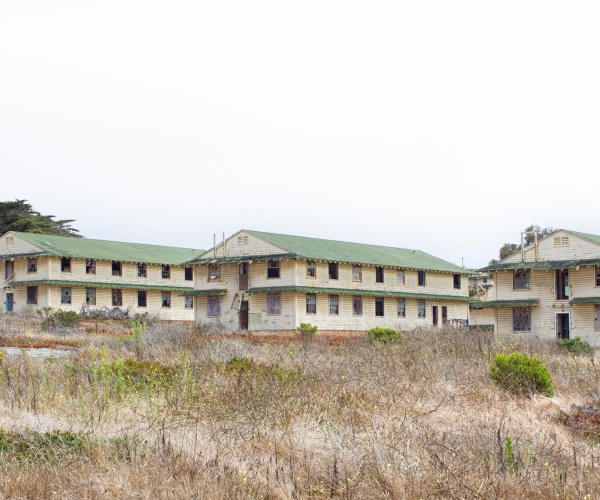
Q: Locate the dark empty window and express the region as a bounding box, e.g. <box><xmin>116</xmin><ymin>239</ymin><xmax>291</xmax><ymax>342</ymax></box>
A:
<box><xmin>61</xmin><ymin>257</ymin><xmax>71</xmax><ymax>273</ymax></box>
<box><xmin>556</xmin><ymin>269</ymin><xmax>569</xmax><ymax>300</ymax></box>
<box><xmin>418</xmin><ymin>270</ymin><xmax>426</xmax><ymax>286</ymax></box>
<box><xmin>162</xmin><ymin>291</ymin><xmax>171</xmax><ymax>308</ymax></box>
<box><xmin>328</xmin><ymin>262</ymin><xmax>339</xmax><ymax>280</ymax></box>
<box><xmin>375</xmin><ymin>267</ymin><xmax>384</xmax><ymax>283</ymax></box>
<box><xmin>513</xmin><ymin>307</ymin><xmax>531</xmax><ymax>331</ymax></box>
<box><xmin>513</xmin><ymin>269</ymin><xmax>530</xmax><ymax>289</ymax></box>
<box><xmin>138</xmin><ymin>263</ymin><xmax>147</xmax><ymax>278</ymax></box>
<box><xmin>375</xmin><ymin>297</ymin><xmax>384</xmax><ymax>316</ymax></box>
<box><xmin>86</xmin><ymin>259</ymin><xmax>96</xmax><ymax>274</ymax></box>
<box><xmin>27</xmin><ymin>258</ymin><xmax>37</xmax><ymax>273</ymax></box>
<box><xmin>306</xmin><ymin>261</ymin><xmax>316</xmax><ymax>278</ymax></box>
<box><xmin>184</xmin><ymin>267</ymin><xmax>193</xmax><ymax>281</ymax></box>
<box><xmin>138</xmin><ymin>291</ymin><xmax>147</xmax><ymax>308</ymax></box>
<box><xmin>86</xmin><ymin>288</ymin><xmax>96</xmax><ymax>305</ymax></box>
<box><xmin>453</xmin><ymin>273</ymin><xmax>461</xmax><ymax>289</ymax></box>
<box><xmin>162</xmin><ymin>265</ymin><xmax>170</xmax><ymax>279</ymax></box>
<box><xmin>112</xmin><ymin>289</ymin><xmax>122</xmax><ymax>307</ymax></box>
<box><xmin>596</xmin><ymin>266</ymin><xmax>600</xmax><ymax>287</ymax></box>
<box><xmin>267</xmin><ymin>260</ymin><xmax>280</xmax><ymax>278</ymax></box>
<box><xmin>306</xmin><ymin>293</ymin><xmax>316</xmax><ymax>314</ymax></box>
<box><xmin>26</xmin><ymin>286</ymin><xmax>38</xmax><ymax>305</ymax></box>
<box><xmin>61</xmin><ymin>287</ymin><xmax>71</xmax><ymax>304</ymax></box>
<box><xmin>112</xmin><ymin>261</ymin><xmax>122</xmax><ymax>277</ymax></box>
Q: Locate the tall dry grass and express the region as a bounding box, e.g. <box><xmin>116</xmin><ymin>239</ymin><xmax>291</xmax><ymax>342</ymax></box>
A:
<box><xmin>0</xmin><ymin>318</ymin><xmax>599</xmax><ymax>498</ymax></box>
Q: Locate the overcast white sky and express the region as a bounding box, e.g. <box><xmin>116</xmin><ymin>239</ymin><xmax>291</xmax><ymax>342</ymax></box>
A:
<box><xmin>1</xmin><ymin>1</ymin><xmax>599</xmax><ymax>268</ymax></box>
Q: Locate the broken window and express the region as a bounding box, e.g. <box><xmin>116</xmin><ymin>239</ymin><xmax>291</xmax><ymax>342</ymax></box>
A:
<box><xmin>375</xmin><ymin>297</ymin><xmax>384</xmax><ymax>317</ymax></box>
<box><xmin>26</xmin><ymin>258</ymin><xmax>37</xmax><ymax>273</ymax></box>
<box><xmin>353</xmin><ymin>296</ymin><xmax>362</xmax><ymax>316</ymax></box>
<box><xmin>397</xmin><ymin>299</ymin><xmax>406</xmax><ymax>317</ymax></box>
<box><xmin>184</xmin><ymin>267</ymin><xmax>193</xmax><ymax>281</ymax></box>
<box><xmin>513</xmin><ymin>269</ymin><xmax>530</xmax><ymax>289</ymax></box>
<box><xmin>306</xmin><ymin>293</ymin><xmax>316</xmax><ymax>314</ymax></box>
<box><xmin>185</xmin><ymin>296</ymin><xmax>194</xmax><ymax>309</ymax></box>
<box><xmin>418</xmin><ymin>300</ymin><xmax>426</xmax><ymax>318</ymax></box>
<box><xmin>26</xmin><ymin>286</ymin><xmax>38</xmax><ymax>305</ymax></box>
<box><xmin>137</xmin><ymin>263</ymin><xmax>147</xmax><ymax>278</ymax></box>
<box><xmin>595</xmin><ymin>305</ymin><xmax>600</xmax><ymax>331</ymax></box>
<box><xmin>267</xmin><ymin>260</ymin><xmax>280</xmax><ymax>278</ymax></box>
<box><xmin>61</xmin><ymin>287</ymin><xmax>71</xmax><ymax>305</ymax></box>
<box><xmin>266</xmin><ymin>293</ymin><xmax>281</xmax><ymax>314</ymax></box>
<box><xmin>162</xmin><ymin>291</ymin><xmax>171</xmax><ymax>308</ymax></box>
<box><xmin>86</xmin><ymin>288</ymin><xmax>96</xmax><ymax>306</ymax></box>
<box><xmin>555</xmin><ymin>269</ymin><xmax>569</xmax><ymax>300</ymax></box>
<box><xmin>61</xmin><ymin>257</ymin><xmax>71</xmax><ymax>273</ymax></box>
<box><xmin>596</xmin><ymin>266</ymin><xmax>600</xmax><ymax>287</ymax></box>
<box><xmin>208</xmin><ymin>264</ymin><xmax>221</xmax><ymax>281</ymax></box>
<box><xmin>162</xmin><ymin>265</ymin><xmax>170</xmax><ymax>279</ymax></box>
<box><xmin>375</xmin><ymin>266</ymin><xmax>384</xmax><ymax>283</ymax></box>
<box><xmin>112</xmin><ymin>261</ymin><xmax>122</xmax><ymax>277</ymax></box>
<box><xmin>137</xmin><ymin>291</ymin><xmax>147</xmax><ymax>307</ymax></box>
<box><xmin>306</xmin><ymin>261</ymin><xmax>316</xmax><ymax>278</ymax></box>
<box><xmin>397</xmin><ymin>269</ymin><xmax>405</xmax><ymax>285</ymax></box>
<box><xmin>112</xmin><ymin>289</ymin><xmax>122</xmax><ymax>307</ymax></box>
<box><xmin>328</xmin><ymin>262</ymin><xmax>339</xmax><ymax>280</ymax></box>
<box><xmin>513</xmin><ymin>307</ymin><xmax>531</xmax><ymax>331</ymax></box>
<box><xmin>453</xmin><ymin>273</ymin><xmax>461</xmax><ymax>289</ymax></box>
<box><xmin>207</xmin><ymin>295</ymin><xmax>221</xmax><ymax>316</ymax></box>
<box><xmin>329</xmin><ymin>295</ymin><xmax>339</xmax><ymax>315</ymax></box>
<box><xmin>418</xmin><ymin>270</ymin><xmax>426</xmax><ymax>286</ymax></box>
<box><xmin>86</xmin><ymin>259</ymin><xmax>96</xmax><ymax>275</ymax></box>
<box><xmin>353</xmin><ymin>265</ymin><xmax>362</xmax><ymax>282</ymax></box>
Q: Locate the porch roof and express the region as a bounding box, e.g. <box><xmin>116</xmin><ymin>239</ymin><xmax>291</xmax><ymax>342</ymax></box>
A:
<box><xmin>6</xmin><ymin>280</ymin><xmax>193</xmax><ymax>292</ymax></box>
<box><xmin>470</xmin><ymin>299</ymin><xmax>539</xmax><ymax>309</ymax></box>
<box><xmin>480</xmin><ymin>258</ymin><xmax>600</xmax><ymax>272</ymax></box>
<box><xmin>569</xmin><ymin>297</ymin><xmax>600</xmax><ymax>305</ymax></box>
<box><xmin>180</xmin><ymin>289</ymin><xmax>228</xmax><ymax>296</ymax></box>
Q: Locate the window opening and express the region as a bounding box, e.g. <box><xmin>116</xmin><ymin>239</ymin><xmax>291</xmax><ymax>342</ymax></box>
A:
<box><xmin>555</xmin><ymin>269</ymin><xmax>569</xmax><ymax>300</ymax></box>
<box><xmin>162</xmin><ymin>291</ymin><xmax>171</xmax><ymax>308</ymax></box>
<box><xmin>375</xmin><ymin>297</ymin><xmax>384</xmax><ymax>316</ymax></box>
<box><xmin>512</xmin><ymin>307</ymin><xmax>531</xmax><ymax>331</ymax></box>
<box><xmin>138</xmin><ymin>263</ymin><xmax>147</xmax><ymax>278</ymax></box>
<box><xmin>418</xmin><ymin>300</ymin><xmax>426</xmax><ymax>318</ymax></box>
<box><xmin>397</xmin><ymin>299</ymin><xmax>406</xmax><ymax>317</ymax></box>
<box><xmin>595</xmin><ymin>305</ymin><xmax>600</xmax><ymax>331</ymax></box>
<box><xmin>26</xmin><ymin>286</ymin><xmax>38</xmax><ymax>305</ymax></box>
<box><xmin>418</xmin><ymin>270</ymin><xmax>426</xmax><ymax>286</ymax></box>
<box><xmin>112</xmin><ymin>261</ymin><xmax>122</xmax><ymax>277</ymax></box>
<box><xmin>442</xmin><ymin>306</ymin><xmax>448</xmax><ymax>324</ymax></box>
<box><xmin>306</xmin><ymin>293</ymin><xmax>316</xmax><ymax>314</ymax></box>
<box><xmin>5</xmin><ymin>237</ymin><xmax>13</xmax><ymax>245</ymax></box>
<box><xmin>184</xmin><ymin>267</ymin><xmax>193</xmax><ymax>281</ymax></box>
<box><xmin>86</xmin><ymin>259</ymin><xmax>96</xmax><ymax>274</ymax></box>
<box><xmin>266</xmin><ymin>293</ymin><xmax>281</xmax><ymax>314</ymax></box>
<box><xmin>353</xmin><ymin>265</ymin><xmax>362</xmax><ymax>282</ymax></box>
<box><xmin>513</xmin><ymin>269</ymin><xmax>530</xmax><ymax>289</ymax></box>
<box><xmin>554</xmin><ymin>236</ymin><xmax>569</xmax><ymax>246</ymax></box>
<box><xmin>328</xmin><ymin>262</ymin><xmax>339</xmax><ymax>280</ymax></box>
<box><xmin>184</xmin><ymin>296</ymin><xmax>193</xmax><ymax>309</ymax></box>
<box><xmin>453</xmin><ymin>274</ymin><xmax>461</xmax><ymax>289</ymax></box>
<box><xmin>596</xmin><ymin>266</ymin><xmax>600</xmax><ymax>287</ymax></box>
<box><xmin>375</xmin><ymin>266</ymin><xmax>384</xmax><ymax>283</ymax></box>
<box><xmin>329</xmin><ymin>295</ymin><xmax>339</xmax><ymax>315</ymax></box>
<box><xmin>306</xmin><ymin>261</ymin><xmax>316</xmax><ymax>278</ymax></box>
<box><xmin>61</xmin><ymin>257</ymin><xmax>71</xmax><ymax>273</ymax></box>
<box><xmin>27</xmin><ymin>258</ymin><xmax>37</xmax><ymax>273</ymax></box>
<box><xmin>556</xmin><ymin>313</ymin><xmax>570</xmax><ymax>340</ymax></box>
<box><xmin>397</xmin><ymin>269</ymin><xmax>405</xmax><ymax>285</ymax></box>
<box><xmin>353</xmin><ymin>296</ymin><xmax>363</xmax><ymax>316</ymax></box>
<box><xmin>137</xmin><ymin>291</ymin><xmax>147</xmax><ymax>308</ymax></box>
<box><xmin>61</xmin><ymin>287</ymin><xmax>71</xmax><ymax>305</ymax></box>
<box><xmin>208</xmin><ymin>264</ymin><xmax>221</xmax><ymax>281</ymax></box>
<box><xmin>238</xmin><ymin>235</ymin><xmax>249</xmax><ymax>245</ymax></box>
<box><xmin>207</xmin><ymin>296</ymin><xmax>221</xmax><ymax>316</ymax></box>
<box><xmin>162</xmin><ymin>265</ymin><xmax>170</xmax><ymax>279</ymax></box>
<box><xmin>267</xmin><ymin>260</ymin><xmax>280</xmax><ymax>278</ymax></box>
<box><xmin>112</xmin><ymin>289</ymin><xmax>122</xmax><ymax>307</ymax></box>
<box><xmin>86</xmin><ymin>288</ymin><xmax>96</xmax><ymax>306</ymax></box>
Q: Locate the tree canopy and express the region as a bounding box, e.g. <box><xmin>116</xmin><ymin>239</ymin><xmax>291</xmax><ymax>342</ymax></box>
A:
<box><xmin>0</xmin><ymin>200</ymin><xmax>82</xmax><ymax>238</ymax></box>
<box><xmin>489</xmin><ymin>224</ymin><xmax>554</xmax><ymax>265</ymax></box>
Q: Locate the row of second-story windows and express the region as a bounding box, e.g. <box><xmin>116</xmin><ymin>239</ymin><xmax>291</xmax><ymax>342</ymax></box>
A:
<box><xmin>512</xmin><ymin>267</ymin><xmax>600</xmax><ymax>292</ymax></box>
<box><xmin>25</xmin><ymin>285</ymin><xmax>193</xmax><ymax>309</ymax></box>
<box><xmin>206</xmin><ymin>260</ymin><xmax>462</xmax><ymax>289</ymax></box>
<box><xmin>48</xmin><ymin>257</ymin><xmax>193</xmax><ymax>281</ymax></box>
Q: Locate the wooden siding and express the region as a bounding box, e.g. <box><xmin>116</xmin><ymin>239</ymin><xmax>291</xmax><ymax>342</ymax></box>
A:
<box><xmin>503</xmin><ymin>230</ymin><xmax>600</xmax><ymax>263</ymax></box>
<box><xmin>198</xmin><ymin>231</ymin><xmax>286</xmax><ymax>259</ymax></box>
<box><xmin>0</xmin><ymin>233</ymin><xmax>42</xmax><ymax>256</ymax></box>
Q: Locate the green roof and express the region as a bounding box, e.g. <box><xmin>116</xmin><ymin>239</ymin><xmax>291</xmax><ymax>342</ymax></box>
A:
<box><xmin>181</xmin><ymin>289</ymin><xmax>228</xmax><ymax>296</ymax></box>
<box><xmin>244</xmin><ymin>285</ymin><xmax>472</xmax><ymax>302</ymax></box>
<box><xmin>568</xmin><ymin>230</ymin><xmax>600</xmax><ymax>245</ymax></box>
<box><xmin>569</xmin><ymin>297</ymin><xmax>600</xmax><ymax>305</ymax></box>
<box><xmin>9</xmin><ymin>232</ymin><xmax>203</xmax><ymax>266</ymax></box>
<box><xmin>192</xmin><ymin>229</ymin><xmax>470</xmax><ymax>274</ymax></box>
<box><xmin>470</xmin><ymin>299</ymin><xmax>538</xmax><ymax>309</ymax></box>
<box><xmin>481</xmin><ymin>258</ymin><xmax>600</xmax><ymax>272</ymax></box>
<box><xmin>7</xmin><ymin>280</ymin><xmax>193</xmax><ymax>292</ymax></box>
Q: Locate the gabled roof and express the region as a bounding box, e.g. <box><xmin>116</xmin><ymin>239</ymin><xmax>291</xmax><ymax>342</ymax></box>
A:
<box><xmin>6</xmin><ymin>232</ymin><xmax>203</xmax><ymax>266</ymax></box>
<box><xmin>567</xmin><ymin>230</ymin><xmax>600</xmax><ymax>246</ymax></box>
<box><xmin>191</xmin><ymin>229</ymin><xmax>470</xmax><ymax>274</ymax></box>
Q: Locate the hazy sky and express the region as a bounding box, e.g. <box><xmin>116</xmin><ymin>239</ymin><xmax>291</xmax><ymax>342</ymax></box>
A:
<box><xmin>1</xmin><ymin>1</ymin><xmax>599</xmax><ymax>268</ymax></box>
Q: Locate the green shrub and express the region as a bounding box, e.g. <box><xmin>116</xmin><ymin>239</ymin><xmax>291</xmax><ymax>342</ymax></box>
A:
<box><xmin>38</xmin><ymin>309</ymin><xmax>80</xmax><ymax>329</ymax></box>
<box><xmin>489</xmin><ymin>352</ymin><xmax>554</xmax><ymax>397</ymax></box>
<box><xmin>297</xmin><ymin>323</ymin><xmax>318</xmax><ymax>336</ymax></box>
<box><xmin>558</xmin><ymin>337</ymin><xmax>593</xmax><ymax>355</ymax></box>
<box><xmin>367</xmin><ymin>327</ymin><xmax>403</xmax><ymax>343</ymax></box>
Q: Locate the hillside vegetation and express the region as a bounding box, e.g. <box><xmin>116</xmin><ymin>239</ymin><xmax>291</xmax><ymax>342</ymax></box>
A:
<box><xmin>0</xmin><ymin>315</ymin><xmax>599</xmax><ymax>499</ymax></box>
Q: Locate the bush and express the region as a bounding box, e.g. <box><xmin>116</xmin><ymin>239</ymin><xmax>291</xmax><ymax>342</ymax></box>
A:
<box><xmin>489</xmin><ymin>352</ymin><xmax>554</xmax><ymax>397</ymax></box>
<box><xmin>38</xmin><ymin>309</ymin><xmax>80</xmax><ymax>329</ymax></box>
<box><xmin>558</xmin><ymin>337</ymin><xmax>594</xmax><ymax>355</ymax></box>
<box><xmin>296</xmin><ymin>323</ymin><xmax>318</xmax><ymax>336</ymax></box>
<box><xmin>368</xmin><ymin>327</ymin><xmax>403</xmax><ymax>343</ymax></box>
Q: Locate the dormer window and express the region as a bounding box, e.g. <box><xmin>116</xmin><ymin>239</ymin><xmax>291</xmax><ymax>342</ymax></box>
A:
<box><xmin>267</xmin><ymin>260</ymin><xmax>280</xmax><ymax>278</ymax></box>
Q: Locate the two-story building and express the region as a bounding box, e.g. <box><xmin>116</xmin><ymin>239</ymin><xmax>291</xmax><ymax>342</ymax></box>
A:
<box><xmin>1</xmin><ymin>231</ymin><xmax>203</xmax><ymax>321</ymax></box>
<box><xmin>472</xmin><ymin>229</ymin><xmax>600</xmax><ymax>345</ymax></box>
<box><xmin>185</xmin><ymin>229</ymin><xmax>472</xmax><ymax>331</ymax></box>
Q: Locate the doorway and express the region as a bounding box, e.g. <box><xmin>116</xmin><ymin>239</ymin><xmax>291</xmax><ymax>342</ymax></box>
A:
<box><xmin>239</xmin><ymin>263</ymin><xmax>248</xmax><ymax>290</ymax></box>
<box><xmin>432</xmin><ymin>306</ymin><xmax>438</xmax><ymax>326</ymax></box>
<box><xmin>239</xmin><ymin>301</ymin><xmax>249</xmax><ymax>330</ymax></box>
<box><xmin>5</xmin><ymin>293</ymin><xmax>13</xmax><ymax>313</ymax></box>
<box><xmin>556</xmin><ymin>313</ymin><xmax>570</xmax><ymax>340</ymax></box>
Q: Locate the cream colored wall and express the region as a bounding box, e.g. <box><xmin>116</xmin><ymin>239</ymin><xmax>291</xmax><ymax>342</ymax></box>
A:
<box><xmin>199</xmin><ymin>231</ymin><xmax>286</xmax><ymax>259</ymax></box>
<box><xmin>469</xmin><ymin>308</ymin><xmax>496</xmax><ymax>327</ymax></box>
<box><xmin>503</xmin><ymin>230</ymin><xmax>600</xmax><ymax>264</ymax></box>
<box><xmin>0</xmin><ymin>233</ymin><xmax>43</xmax><ymax>256</ymax></box>
<box><xmin>198</xmin><ymin>261</ymin><xmax>296</xmax><ymax>289</ymax></box>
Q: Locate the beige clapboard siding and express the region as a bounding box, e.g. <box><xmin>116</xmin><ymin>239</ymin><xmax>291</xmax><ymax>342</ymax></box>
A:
<box><xmin>199</xmin><ymin>231</ymin><xmax>285</xmax><ymax>259</ymax></box>
<box><xmin>0</xmin><ymin>233</ymin><xmax>41</xmax><ymax>256</ymax></box>
<box><xmin>199</xmin><ymin>261</ymin><xmax>296</xmax><ymax>289</ymax></box>
<box><xmin>503</xmin><ymin>230</ymin><xmax>600</xmax><ymax>264</ymax></box>
<box><xmin>469</xmin><ymin>308</ymin><xmax>496</xmax><ymax>326</ymax></box>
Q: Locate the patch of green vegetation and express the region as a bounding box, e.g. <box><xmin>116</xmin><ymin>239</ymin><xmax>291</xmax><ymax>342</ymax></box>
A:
<box><xmin>0</xmin><ymin>429</ymin><xmax>88</xmax><ymax>464</ymax></box>
<box><xmin>557</xmin><ymin>337</ymin><xmax>593</xmax><ymax>355</ymax></box>
<box><xmin>221</xmin><ymin>356</ymin><xmax>302</xmax><ymax>382</ymax></box>
<box><xmin>37</xmin><ymin>308</ymin><xmax>80</xmax><ymax>329</ymax></box>
<box><xmin>489</xmin><ymin>352</ymin><xmax>554</xmax><ymax>397</ymax></box>
<box><xmin>296</xmin><ymin>323</ymin><xmax>318</xmax><ymax>336</ymax></box>
<box><xmin>367</xmin><ymin>327</ymin><xmax>403</xmax><ymax>343</ymax></box>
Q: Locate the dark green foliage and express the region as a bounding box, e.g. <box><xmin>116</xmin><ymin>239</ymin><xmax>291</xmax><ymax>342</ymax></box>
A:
<box><xmin>557</xmin><ymin>337</ymin><xmax>594</xmax><ymax>355</ymax></box>
<box><xmin>489</xmin><ymin>224</ymin><xmax>554</xmax><ymax>265</ymax></box>
<box><xmin>0</xmin><ymin>429</ymin><xmax>87</xmax><ymax>463</ymax></box>
<box><xmin>296</xmin><ymin>323</ymin><xmax>318</xmax><ymax>336</ymax></box>
<box><xmin>38</xmin><ymin>309</ymin><xmax>80</xmax><ymax>329</ymax></box>
<box><xmin>367</xmin><ymin>327</ymin><xmax>403</xmax><ymax>343</ymax></box>
<box><xmin>489</xmin><ymin>352</ymin><xmax>554</xmax><ymax>397</ymax></box>
<box><xmin>0</xmin><ymin>199</ymin><xmax>81</xmax><ymax>237</ymax></box>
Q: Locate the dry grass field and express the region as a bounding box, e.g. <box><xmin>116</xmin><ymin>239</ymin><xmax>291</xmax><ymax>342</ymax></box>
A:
<box><xmin>0</xmin><ymin>314</ymin><xmax>599</xmax><ymax>499</ymax></box>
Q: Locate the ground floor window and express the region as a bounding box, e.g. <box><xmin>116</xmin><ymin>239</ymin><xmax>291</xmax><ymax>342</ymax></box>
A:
<box><xmin>112</xmin><ymin>289</ymin><xmax>123</xmax><ymax>307</ymax></box>
<box><xmin>61</xmin><ymin>287</ymin><xmax>71</xmax><ymax>305</ymax></box>
<box><xmin>397</xmin><ymin>299</ymin><xmax>406</xmax><ymax>317</ymax></box>
<box><xmin>138</xmin><ymin>290</ymin><xmax>147</xmax><ymax>308</ymax></box>
<box><xmin>207</xmin><ymin>295</ymin><xmax>221</xmax><ymax>316</ymax></box>
<box><xmin>266</xmin><ymin>293</ymin><xmax>281</xmax><ymax>315</ymax></box>
<box><xmin>353</xmin><ymin>296</ymin><xmax>362</xmax><ymax>316</ymax></box>
<box><xmin>375</xmin><ymin>297</ymin><xmax>384</xmax><ymax>317</ymax></box>
<box><xmin>306</xmin><ymin>293</ymin><xmax>316</xmax><ymax>314</ymax></box>
<box><xmin>86</xmin><ymin>288</ymin><xmax>96</xmax><ymax>306</ymax></box>
<box><xmin>418</xmin><ymin>300</ymin><xmax>426</xmax><ymax>318</ymax></box>
<box><xmin>595</xmin><ymin>305</ymin><xmax>600</xmax><ymax>330</ymax></box>
<box><xmin>329</xmin><ymin>295</ymin><xmax>339</xmax><ymax>315</ymax></box>
<box><xmin>26</xmin><ymin>286</ymin><xmax>37</xmax><ymax>305</ymax></box>
<box><xmin>162</xmin><ymin>291</ymin><xmax>171</xmax><ymax>308</ymax></box>
<box><xmin>185</xmin><ymin>296</ymin><xmax>194</xmax><ymax>309</ymax></box>
<box><xmin>513</xmin><ymin>307</ymin><xmax>531</xmax><ymax>331</ymax></box>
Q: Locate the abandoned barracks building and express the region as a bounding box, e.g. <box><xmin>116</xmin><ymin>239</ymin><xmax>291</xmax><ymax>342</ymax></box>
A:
<box><xmin>1</xmin><ymin>229</ymin><xmax>471</xmax><ymax>330</ymax></box>
<box><xmin>470</xmin><ymin>229</ymin><xmax>600</xmax><ymax>345</ymax></box>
